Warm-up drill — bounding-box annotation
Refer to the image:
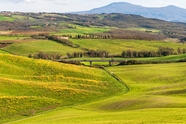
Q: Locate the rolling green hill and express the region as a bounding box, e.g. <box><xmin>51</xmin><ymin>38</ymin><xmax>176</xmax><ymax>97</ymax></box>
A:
<box><xmin>1</xmin><ymin>11</ymin><xmax>186</xmax><ymax>124</ymax></box>
<box><xmin>0</xmin><ymin>54</ymin><xmax>127</xmax><ymax>123</ymax></box>
<box><xmin>9</xmin><ymin>62</ymin><xmax>186</xmax><ymax>124</ymax></box>
<box><xmin>0</xmin><ymin>15</ymin><xmax>15</xmax><ymax>22</ymax></box>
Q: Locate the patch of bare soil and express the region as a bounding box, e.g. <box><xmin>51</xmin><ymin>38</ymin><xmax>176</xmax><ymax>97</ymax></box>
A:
<box><xmin>0</xmin><ymin>31</ymin><xmax>12</xmax><ymax>34</ymax></box>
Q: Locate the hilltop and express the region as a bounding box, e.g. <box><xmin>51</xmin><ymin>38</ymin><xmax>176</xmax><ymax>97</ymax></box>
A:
<box><xmin>74</xmin><ymin>2</ymin><xmax>186</xmax><ymax>22</ymax></box>
<box><xmin>1</xmin><ymin>12</ymin><xmax>186</xmax><ymax>40</ymax></box>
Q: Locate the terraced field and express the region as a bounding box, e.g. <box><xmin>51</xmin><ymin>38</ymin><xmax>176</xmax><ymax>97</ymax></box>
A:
<box><xmin>0</xmin><ymin>54</ymin><xmax>127</xmax><ymax>123</ymax></box>
<box><xmin>10</xmin><ymin>62</ymin><xmax>186</xmax><ymax>123</ymax></box>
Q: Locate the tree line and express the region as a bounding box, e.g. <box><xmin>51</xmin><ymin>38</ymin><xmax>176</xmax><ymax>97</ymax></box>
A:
<box><xmin>67</xmin><ymin>50</ymin><xmax>109</xmax><ymax>58</ymax></box>
<box><xmin>72</xmin><ymin>29</ymin><xmax>167</xmax><ymax>41</ymax></box>
<box><xmin>121</xmin><ymin>47</ymin><xmax>186</xmax><ymax>58</ymax></box>
<box><xmin>28</xmin><ymin>52</ymin><xmax>63</xmax><ymax>60</ymax></box>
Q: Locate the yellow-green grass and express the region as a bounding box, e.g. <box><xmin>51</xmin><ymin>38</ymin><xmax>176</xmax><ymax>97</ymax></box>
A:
<box><xmin>0</xmin><ymin>50</ymin><xmax>9</xmax><ymax>54</ymax></box>
<box><xmin>71</xmin><ymin>39</ymin><xmax>186</xmax><ymax>55</ymax></box>
<box><xmin>0</xmin><ymin>15</ymin><xmax>15</xmax><ymax>22</ymax></box>
<box><xmin>75</xmin><ymin>63</ymin><xmax>186</xmax><ymax>111</ymax></box>
<box><xmin>51</xmin><ymin>24</ymin><xmax>112</xmax><ymax>36</ymax></box>
<box><xmin>0</xmin><ymin>36</ymin><xmax>27</xmax><ymax>41</ymax></box>
<box><xmin>1</xmin><ymin>39</ymin><xmax>83</xmax><ymax>56</ymax></box>
<box><xmin>0</xmin><ymin>54</ymin><xmax>127</xmax><ymax>123</ymax></box>
<box><xmin>10</xmin><ymin>62</ymin><xmax>186</xmax><ymax>123</ymax></box>
<box><xmin>9</xmin><ymin>108</ymin><xmax>186</xmax><ymax>124</ymax></box>
<box><xmin>85</xmin><ymin>63</ymin><xmax>186</xmax><ymax>113</ymax></box>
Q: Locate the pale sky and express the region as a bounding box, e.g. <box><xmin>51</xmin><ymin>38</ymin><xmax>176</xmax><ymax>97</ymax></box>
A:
<box><xmin>0</xmin><ymin>0</ymin><xmax>186</xmax><ymax>13</ymax></box>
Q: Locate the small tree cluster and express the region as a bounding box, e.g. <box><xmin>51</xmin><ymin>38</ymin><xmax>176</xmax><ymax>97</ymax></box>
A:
<box><xmin>66</xmin><ymin>52</ymin><xmax>83</xmax><ymax>58</ymax></box>
<box><xmin>177</xmin><ymin>47</ymin><xmax>186</xmax><ymax>54</ymax></box>
<box><xmin>66</xmin><ymin>50</ymin><xmax>109</xmax><ymax>58</ymax></box>
<box><xmin>28</xmin><ymin>52</ymin><xmax>62</xmax><ymax>60</ymax></box>
<box><xmin>85</xmin><ymin>50</ymin><xmax>109</xmax><ymax>57</ymax></box>
<box><xmin>121</xmin><ymin>50</ymin><xmax>157</xmax><ymax>58</ymax></box>
<box><xmin>157</xmin><ymin>47</ymin><xmax>174</xmax><ymax>56</ymax></box>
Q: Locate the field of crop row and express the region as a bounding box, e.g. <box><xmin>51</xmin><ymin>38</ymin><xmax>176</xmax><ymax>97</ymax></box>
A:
<box><xmin>0</xmin><ymin>54</ymin><xmax>127</xmax><ymax>123</ymax></box>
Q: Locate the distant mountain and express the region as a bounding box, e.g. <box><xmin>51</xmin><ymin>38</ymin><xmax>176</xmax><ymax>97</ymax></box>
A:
<box><xmin>73</xmin><ymin>2</ymin><xmax>186</xmax><ymax>22</ymax></box>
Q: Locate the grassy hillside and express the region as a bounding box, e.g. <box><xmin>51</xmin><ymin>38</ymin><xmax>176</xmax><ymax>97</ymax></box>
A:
<box><xmin>0</xmin><ymin>54</ymin><xmax>127</xmax><ymax>123</ymax></box>
<box><xmin>71</xmin><ymin>39</ymin><xmax>186</xmax><ymax>55</ymax></box>
<box><xmin>0</xmin><ymin>15</ymin><xmax>15</xmax><ymax>22</ymax></box>
<box><xmin>1</xmin><ymin>39</ymin><xmax>83</xmax><ymax>56</ymax></box>
<box><xmin>104</xmin><ymin>63</ymin><xmax>186</xmax><ymax>110</ymax></box>
<box><xmin>10</xmin><ymin>62</ymin><xmax>186</xmax><ymax>123</ymax></box>
<box><xmin>0</xmin><ymin>49</ymin><xmax>9</xmax><ymax>54</ymax></box>
<box><xmin>0</xmin><ymin>36</ymin><xmax>20</xmax><ymax>41</ymax></box>
<box><xmin>0</xmin><ymin>14</ymin><xmax>35</xmax><ymax>22</ymax></box>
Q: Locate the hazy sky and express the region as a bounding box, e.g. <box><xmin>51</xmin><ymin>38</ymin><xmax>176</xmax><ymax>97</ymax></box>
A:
<box><xmin>0</xmin><ymin>0</ymin><xmax>186</xmax><ymax>12</ymax></box>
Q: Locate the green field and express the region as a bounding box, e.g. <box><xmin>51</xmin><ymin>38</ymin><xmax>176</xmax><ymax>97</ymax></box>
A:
<box><xmin>0</xmin><ymin>49</ymin><xmax>9</xmax><ymax>54</ymax></box>
<box><xmin>9</xmin><ymin>62</ymin><xmax>186</xmax><ymax>123</ymax></box>
<box><xmin>0</xmin><ymin>36</ymin><xmax>26</xmax><ymax>41</ymax></box>
<box><xmin>51</xmin><ymin>24</ymin><xmax>112</xmax><ymax>36</ymax></box>
<box><xmin>1</xmin><ymin>39</ymin><xmax>83</xmax><ymax>56</ymax></box>
<box><xmin>71</xmin><ymin>39</ymin><xmax>186</xmax><ymax>55</ymax></box>
<box><xmin>0</xmin><ymin>14</ymin><xmax>35</xmax><ymax>22</ymax></box>
<box><xmin>0</xmin><ymin>54</ymin><xmax>127</xmax><ymax>123</ymax></box>
<box><xmin>0</xmin><ymin>15</ymin><xmax>15</xmax><ymax>22</ymax></box>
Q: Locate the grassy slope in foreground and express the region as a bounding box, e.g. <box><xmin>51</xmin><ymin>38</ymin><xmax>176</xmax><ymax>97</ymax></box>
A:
<box><xmin>0</xmin><ymin>54</ymin><xmax>127</xmax><ymax>123</ymax></box>
<box><xmin>11</xmin><ymin>62</ymin><xmax>186</xmax><ymax>124</ymax></box>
